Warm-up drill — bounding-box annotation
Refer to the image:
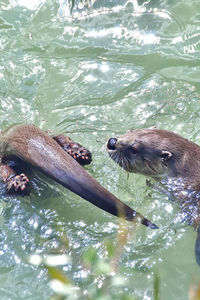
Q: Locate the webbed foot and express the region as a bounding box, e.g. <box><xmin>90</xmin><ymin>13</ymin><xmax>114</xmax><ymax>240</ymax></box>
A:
<box><xmin>0</xmin><ymin>161</ymin><xmax>30</xmax><ymax>196</ymax></box>
<box><xmin>52</xmin><ymin>134</ymin><xmax>92</xmax><ymax>165</ymax></box>
<box><xmin>6</xmin><ymin>173</ymin><xmax>30</xmax><ymax>195</ymax></box>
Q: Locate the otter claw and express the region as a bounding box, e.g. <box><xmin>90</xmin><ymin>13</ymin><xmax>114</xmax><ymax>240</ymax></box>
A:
<box><xmin>7</xmin><ymin>173</ymin><xmax>30</xmax><ymax>195</ymax></box>
<box><xmin>52</xmin><ymin>134</ymin><xmax>92</xmax><ymax>165</ymax></box>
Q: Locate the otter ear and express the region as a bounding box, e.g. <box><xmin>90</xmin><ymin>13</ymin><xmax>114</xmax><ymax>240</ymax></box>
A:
<box><xmin>161</xmin><ymin>150</ymin><xmax>172</xmax><ymax>162</ymax></box>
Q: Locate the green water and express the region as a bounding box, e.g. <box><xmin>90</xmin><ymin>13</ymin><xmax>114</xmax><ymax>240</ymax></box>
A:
<box><xmin>0</xmin><ymin>0</ymin><xmax>200</xmax><ymax>299</ymax></box>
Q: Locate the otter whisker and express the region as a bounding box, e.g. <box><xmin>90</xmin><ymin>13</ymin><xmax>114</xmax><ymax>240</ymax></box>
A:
<box><xmin>143</xmin><ymin>159</ymin><xmax>158</xmax><ymax>175</ymax></box>
<box><xmin>107</xmin><ymin>127</ymin><xmax>200</xmax><ymax>265</ymax></box>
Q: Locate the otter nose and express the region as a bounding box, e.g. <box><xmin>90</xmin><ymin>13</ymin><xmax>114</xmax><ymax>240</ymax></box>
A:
<box><xmin>107</xmin><ymin>138</ymin><xmax>117</xmax><ymax>150</ymax></box>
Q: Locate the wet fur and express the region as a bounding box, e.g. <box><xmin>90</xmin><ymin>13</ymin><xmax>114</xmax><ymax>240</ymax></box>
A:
<box><xmin>0</xmin><ymin>124</ymin><xmax>157</xmax><ymax>229</ymax></box>
<box><xmin>107</xmin><ymin>128</ymin><xmax>200</xmax><ymax>265</ymax></box>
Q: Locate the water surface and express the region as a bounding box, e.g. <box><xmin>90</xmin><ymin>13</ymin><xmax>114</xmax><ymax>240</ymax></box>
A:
<box><xmin>0</xmin><ymin>0</ymin><xmax>200</xmax><ymax>299</ymax></box>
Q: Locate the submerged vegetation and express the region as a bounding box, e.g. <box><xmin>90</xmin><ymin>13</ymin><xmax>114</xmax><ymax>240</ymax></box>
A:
<box><xmin>1</xmin><ymin>0</ymin><xmax>200</xmax><ymax>299</ymax></box>
<box><xmin>28</xmin><ymin>219</ymin><xmax>200</xmax><ymax>300</ymax></box>
<box><xmin>29</xmin><ymin>220</ymin><xmax>148</xmax><ymax>300</ymax></box>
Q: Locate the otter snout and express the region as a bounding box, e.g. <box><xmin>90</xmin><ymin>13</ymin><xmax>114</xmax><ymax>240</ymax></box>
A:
<box><xmin>107</xmin><ymin>138</ymin><xmax>117</xmax><ymax>150</ymax></box>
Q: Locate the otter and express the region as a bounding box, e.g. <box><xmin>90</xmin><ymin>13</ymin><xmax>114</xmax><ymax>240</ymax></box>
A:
<box><xmin>0</xmin><ymin>124</ymin><xmax>158</xmax><ymax>229</ymax></box>
<box><xmin>107</xmin><ymin>128</ymin><xmax>200</xmax><ymax>265</ymax></box>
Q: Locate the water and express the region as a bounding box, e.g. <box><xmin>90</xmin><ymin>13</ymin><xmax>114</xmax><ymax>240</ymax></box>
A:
<box><xmin>0</xmin><ymin>0</ymin><xmax>200</xmax><ymax>299</ymax></box>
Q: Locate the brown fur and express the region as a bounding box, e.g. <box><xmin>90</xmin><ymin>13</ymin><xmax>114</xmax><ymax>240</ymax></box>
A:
<box><xmin>108</xmin><ymin>128</ymin><xmax>200</xmax><ymax>183</ymax></box>
<box><xmin>107</xmin><ymin>128</ymin><xmax>200</xmax><ymax>265</ymax></box>
<box><xmin>0</xmin><ymin>124</ymin><xmax>157</xmax><ymax>229</ymax></box>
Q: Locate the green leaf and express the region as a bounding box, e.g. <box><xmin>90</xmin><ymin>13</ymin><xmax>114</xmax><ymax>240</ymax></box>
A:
<box><xmin>47</xmin><ymin>266</ymin><xmax>71</xmax><ymax>285</ymax></box>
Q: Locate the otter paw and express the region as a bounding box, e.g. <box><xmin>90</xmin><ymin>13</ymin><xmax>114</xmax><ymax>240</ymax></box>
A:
<box><xmin>66</xmin><ymin>143</ymin><xmax>92</xmax><ymax>165</ymax></box>
<box><xmin>53</xmin><ymin>134</ymin><xmax>92</xmax><ymax>165</ymax></box>
<box><xmin>6</xmin><ymin>173</ymin><xmax>30</xmax><ymax>195</ymax></box>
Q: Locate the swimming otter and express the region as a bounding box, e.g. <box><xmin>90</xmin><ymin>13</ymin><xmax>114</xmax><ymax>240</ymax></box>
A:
<box><xmin>107</xmin><ymin>128</ymin><xmax>200</xmax><ymax>265</ymax></box>
<box><xmin>0</xmin><ymin>124</ymin><xmax>157</xmax><ymax>229</ymax></box>
<box><xmin>0</xmin><ymin>132</ymin><xmax>92</xmax><ymax>195</ymax></box>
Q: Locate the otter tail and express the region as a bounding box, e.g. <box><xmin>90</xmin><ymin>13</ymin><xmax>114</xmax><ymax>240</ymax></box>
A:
<box><xmin>1</xmin><ymin>124</ymin><xmax>158</xmax><ymax>230</ymax></box>
<box><xmin>195</xmin><ymin>227</ymin><xmax>200</xmax><ymax>265</ymax></box>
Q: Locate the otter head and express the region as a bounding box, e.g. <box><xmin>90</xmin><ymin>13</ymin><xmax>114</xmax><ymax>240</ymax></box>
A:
<box><xmin>107</xmin><ymin>128</ymin><xmax>178</xmax><ymax>178</ymax></box>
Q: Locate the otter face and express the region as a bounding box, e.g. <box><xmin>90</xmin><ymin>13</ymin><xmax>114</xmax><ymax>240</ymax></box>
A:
<box><xmin>107</xmin><ymin>129</ymin><xmax>173</xmax><ymax>178</ymax></box>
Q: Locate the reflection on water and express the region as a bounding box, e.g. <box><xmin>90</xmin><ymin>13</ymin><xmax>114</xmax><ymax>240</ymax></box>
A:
<box><xmin>0</xmin><ymin>0</ymin><xmax>200</xmax><ymax>299</ymax></box>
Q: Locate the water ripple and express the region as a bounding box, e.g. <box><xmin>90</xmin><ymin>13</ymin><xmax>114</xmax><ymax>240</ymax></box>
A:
<box><xmin>0</xmin><ymin>0</ymin><xmax>200</xmax><ymax>299</ymax></box>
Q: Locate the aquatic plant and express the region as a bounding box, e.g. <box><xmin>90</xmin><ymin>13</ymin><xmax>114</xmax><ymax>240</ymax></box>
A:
<box><xmin>28</xmin><ymin>219</ymin><xmax>140</xmax><ymax>300</ymax></box>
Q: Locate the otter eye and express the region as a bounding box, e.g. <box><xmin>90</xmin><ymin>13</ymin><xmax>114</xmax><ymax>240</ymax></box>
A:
<box><xmin>130</xmin><ymin>146</ymin><xmax>138</xmax><ymax>154</ymax></box>
<box><xmin>130</xmin><ymin>141</ymin><xmax>140</xmax><ymax>154</ymax></box>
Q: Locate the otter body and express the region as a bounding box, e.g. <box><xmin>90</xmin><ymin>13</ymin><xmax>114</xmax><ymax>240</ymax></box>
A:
<box><xmin>0</xmin><ymin>124</ymin><xmax>157</xmax><ymax>229</ymax></box>
<box><xmin>107</xmin><ymin>128</ymin><xmax>200</xmax><ymax>265</ymax></box>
